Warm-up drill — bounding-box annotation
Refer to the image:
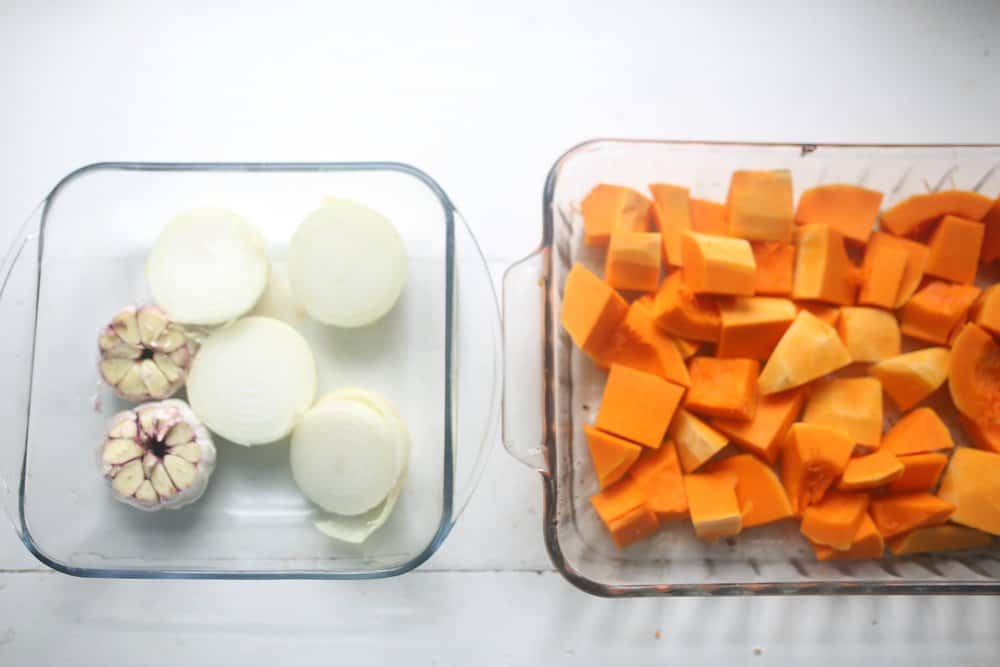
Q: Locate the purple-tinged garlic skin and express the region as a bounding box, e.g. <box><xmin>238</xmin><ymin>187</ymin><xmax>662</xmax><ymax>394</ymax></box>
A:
<box><xmin>98</xmin><ymin>305</ymin><xmax>197</xmax><ymax>402</ymax></box>
<box><xmin>100</xmin><ymin>399</ymin><xmax>216</xmax><ymax>511</ymax></box>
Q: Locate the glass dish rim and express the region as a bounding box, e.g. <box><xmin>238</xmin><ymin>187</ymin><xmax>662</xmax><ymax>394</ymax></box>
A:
<box><xmin>16</xmin><ymin>160</ymin><xmax>459</xmax><ymax>580</ymax></box>
<box><xmin>538</xmin><ymin>138</ymin><xmax>1000</xmax><ymax>597</ymax></box>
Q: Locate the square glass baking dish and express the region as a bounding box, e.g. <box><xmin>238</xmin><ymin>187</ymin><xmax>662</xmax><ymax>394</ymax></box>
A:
<box><xmin>0</xmin><ymin>162</ymin><xmax>500</xmax><ymax>579</ymax></box>
<box><xmin>503</xmin><ymin>139</ymin><xmax>1000</xmax><ymax>597</ymax></box>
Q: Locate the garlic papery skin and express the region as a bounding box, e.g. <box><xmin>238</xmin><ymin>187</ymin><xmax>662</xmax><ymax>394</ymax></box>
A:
<box><xmin>100</xmin><ymin>399</ymin><xmax>216</xmax><ymax>511</ymax></box>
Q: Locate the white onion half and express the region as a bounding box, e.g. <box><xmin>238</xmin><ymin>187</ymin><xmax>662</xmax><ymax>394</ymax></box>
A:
<box><xmin>146</xmin><ymin>208</ymin><xmax>269</xmax><ymax>325</ymax></box>
<box><xmin>186</xmin><ymin>317</ymin><xmax>317</xmax><ymax>445</ymax></box>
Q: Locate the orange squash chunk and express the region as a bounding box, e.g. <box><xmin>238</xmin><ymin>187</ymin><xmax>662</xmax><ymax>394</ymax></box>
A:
<box><xmin>888</xmin><ymin>524</ymin><xmax>992</xmax><ymax>556</ymax></box>
<box><xmin>684</xmin><ymin>357</ymin><xmax>760</xmax><ymax>421</ymax></box>
<box><xmin>560</xmin><ymin>263</ymin><xmax>628</xmax><ymax>361</ymax></box>
<box><xmin>900</xmin><ymin>281</ymin><xmax>980</xmax><ymax>345</ymax></box>
<box><xmin>590</xmin><ymin>478</ymin><xmax>660</xmax><ymax>548</ymax></box>
<box><xmin>795</xmin><ymin>184</ymin><xmax>883</xmax><ymax>245</ymax></box>
<box><xmin>713</xmin><ymin>387</ymin><xmax>804</xmax><ymax>465</ymax></box>
<box><xmin>880</xmin><ymin>189</ymin><xmax>993</xmax><ymax>237</ymax></box>
<box><xmin>924</xmin><ymin>215</ymin><xmax>984</xmax><ymax>285</ymax></box>
<box><xmin>781</xmin><ymin>423</ymin><xmax>855</xmax><ymax>514</ymax></box>
<box><xmin>604</xmin><ymin>231</ymin><xmax>662</xmax><ymax>292</ymax></box>
<box><xmin>726</xmin><ymin>170</ymin><xmax>794</xmax><ymax>242</ymax></box>
<box><xmin>684</xmin><ymin>471</ymin><xmax>742</xmax><ymax>542</ymax></box>
<box><xmin>706</xmin><ymin>453</ymin><xmax>793</xmax><ymax>528</ymax></box>
<box><xmin>981</xmin><ymin>197</ymin><xmax>1000</xmax><ymax>263</ymax></box>
<box><xmin>881</xmin><ymin>407</ymin><xmax>954</xmax><ymax>456</ymax></box>
<box><xmin>938</xmin><ymin>447</ymin><xmax>1000</xmax><ymax>535</ymax></box>
<box><xmin>669</xmin><ymin>408</ymin><xmax>729</xmax><ymax>473</ymax></box>
<box><xmin>649</xmin><ymin>183</ymin><xmax>691</xmax><ymax>266</ymax></box>
<box><xmin>689</xmin><ymin>198</ymin><xmax>728</xmax><ymax>235</ymax></box>
<box><xmin>888</xmin><ymin>453</ymin><xmax>949</xmax><ymax>493</ymax></box>
<box><xmin>627</xmin><ymin>442</ymin><xmax>688</xmax><ymax>521</ymax></box>
<box><xmin>634</xmin><ymin>296</ymin><xmax>701</xmax><ymax>362</ymax></box>
<box><xmin>584</xmin><ymin>425</ymin><xmax>643</xmax><ymax>489</ymax></box>
<box><xmin>581</xmin><ymin>184</ymin><xmax>650</xmax><ymax>247</ymax></box>
<box><xmin>795</xmin><ymin>301</ymin><xmax>840</xmax><ymax>327</ymax></box>
<box><xmin>681</xmin><ymin>232</ymin><xmax>756</xmax><ymax>296</ymax></box>
<box><xmin>812</xmin><ymin>513</ymin><xmax>885</xmax><ymax>561</ymax></box>
<box><xmin>652</xmin><ymin>270</ymin><xmax>721</xmax><ymax>342</ymax></box>
<box><xmin>837</xmin><ymin>307</ymin><xmax>901</xmax><ymax>363</ymax></box>
<box><xmin>949</xmin><ymin>323</ymin><xmax>1000</xmax><ymax>428</ymax></box>
<box><xmin>602</xmin><ymin>302</ymin><xmax>692</xmax><ymax>386</ymax></box>
<box><xmin>717</xmin><ymin>297</ymin><xmax>796</xmax><ymax>361</ymax></box>
<box><xmin>751</xmin><ymin>242</ymin><xmax>795</xmax><ymax>295</ymax></box>
<box><xmin>595</xmin><ymin>364</ymin><xmax>685</xmax><ymax>449</ymax></box>
<box><xmin>869</xmin><ymin>492</ymin><xmax>955</xmax><ymax>539</ymax></box>
<box><xmin>869</xmin><ymin>348</ymin><xmax>950</xmax><ymax>411</ymax></box>
<box><xmin>791</xmin><ymin>224</ymin><xmax>860</xmax><ymax>305</ymax></box>
<box><xmin>673</xmin><ymin>337</ymin><xmax>701</xmax><ymax>358</ymax></box>
<box><xmin>970</xmin><ymin>284</ymin><xmax>1000</xmax><ymax>336</ymax></box>
<box><xmin>801</xmin><ymin>491</ymin><xmax>870</xmax><ymax>551</ymax></box>
<box><xmin>958</xmin><ymin>414</ymin><xmax>1000</xmax><ymax>455</ymax></box>
<box><xmin>858</xmin><ymin>242</ymin><xmax>908</xmax><ymax>309</ymax></box>
<box><xmin>802</xmin><ymin>377</ymin><xmax>883</xmax><ymax>449</ymax></box>
<box><xmin>837</xmin><ymin>449</ymin><xmax>904</xmax><ymax>491</ymax></box>
<box><xmin>864</xmin><ymin>232</ymin><xmax>930</xmax><ymax>308</ymax></box>
<box><xmin>758</xmin><ymin>310</ymin><xmax>852</xmax><ymax>395</ymax></box>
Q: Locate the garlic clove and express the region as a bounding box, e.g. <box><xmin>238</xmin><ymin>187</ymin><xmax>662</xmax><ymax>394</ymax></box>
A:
<box><xmin>139</xmin><ymin>359</ymin><xmax>171</xmax><ymax>398</ymax></box>
<box><xmin>117</xmin><ymin>364</ymin><xmax>148</xmax><ymax>399</ymax></box>
<box><xmin>163</xmin><ymin>454</ymin><xmax>197</xmax><ymax>489</ymax></box>
<box><xmin>169</xmin><ymin>442</ymin><xmax>201</xmax><ymax>463</ymax></box>
<box><xmin>134</xmin><ymin>481</ymin><xmax>158</xmax><ymax>505</ymax></box>
<box><xmin>111</xmin><ymin>308</ymin><xmax>141</xmax><ymax>346</ymax></box>
<box><xmin>108</xmin><ymin>419</ymin><xmax>138</xmax><ymax>440</ymax></box>
<box><xmin>165</xmin><ymin>421</ymin><xmax>194</xmax><ymax>446</ymax></box>
<box><xmin>153</xmin><ymin>352</ymin><xmax>182</xmax><ymax>383</ymax></box>
<box><xmin>102</xmin><ymin>438</ymin><xmax>145</xmax><ymax>465</ymax></box>
<box><xmin>111</xmin><ymin>460</ymin><xmax>144</xmax><ymax>497</ymax></box>
<box><xmin>99</xmin><ymin>358</ymin><xmax>134</xmax><ymax>385</ymax></box>
<box><xmin>141</xmin><ymin>451</ymin><xmax>158</xmax><ymax>477</ymax></box>
<box><xmin>137</xmin><ymin>306</ymin><xmax>169</xmax><ymax>346</ymax></box>
<box><xmin>150</xmin><ymin>463</ymin><xmax>177</xmax><ymax>498</ymax></box>
<box><xmin>153</xmin><ymin>328</ymin><xmax>188</xmax><ymax>353</ymax></box>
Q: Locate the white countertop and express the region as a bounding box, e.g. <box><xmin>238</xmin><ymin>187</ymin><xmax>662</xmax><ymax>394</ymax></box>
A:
<box><xmin>2</xmin><ymin>1</ymin><xmax>1000</xmax><ymax>664</ymax></box>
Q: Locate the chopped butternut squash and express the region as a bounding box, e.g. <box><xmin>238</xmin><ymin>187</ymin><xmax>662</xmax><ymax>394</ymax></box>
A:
<box><xmin>706</xmin><ymin>453</ymin><xmax>793</xmax><ymax>528</ymax></box>
<box><xmin>680</xmin><ymin>231</ymin><xmax>757</xmax><ymax>296</ymax></box>
<box><xmin>869</xmin><ymin>348</ymin><xmax>950</xmax><ymax>411</ymax></box>
<box><xmin>888</xmin><ymin>524</ymin><xmax>992</xmax><ymax>556</ymax></box>
<box><xmin>795</xmin><ymin>184</ymin><xmax>883</xmax><ymax>244</ymax></box>
<box><xmin>751</xmin><ymin>242</ymin><xmax>796</xmax><ymax>295</ymax></box>
<box><xmin>684</xmin><ymin>471</ymin><xmax>742</xmax><ymax>542</ymax></box>
<box><xmin>684</xmin><ymin>357</ymin><xmax>759</xmax><ymax>421</ymax></box>
<box><xmin>595</xmin><ymin>364</ymin><xmax>685</xmax><ymax>448</ymax></box>
<box><xmin>881</xmin><ymin>407</ymin><xmax>954</xmax><ymax>456</ymax></box>
<box><xmin>812</xmin><ymin>513</ymin><xmax>885</xmax><ymax>561</ymax></box>
<box><xmin>802</xmin><ymin>377</ymin><xmax>883</xmax><ymax>449</ymax></box>
<box><xmin>713</xmin><ymin>388</ymin><xmax>804</xmax><ymax>465</ymax></box>
<box><xmin>717</xmin><ymin>297</ymin><xmax>796</xmax><ymax>361</ymax></box>
<box><xmin>958</xmin><ymin>414</ymin><xmax>1000</xmax><ymax>455</ymax></box>
<box><xmin>604</xmin><ymin>231</ymin><xmax>662</xmax><ymax>292</ymax></box>
<box><xmin>981</xmin><ymin>198</ymin><xmax>1000</xmax><ymax>263</ymax></box>
<box><xmin>689</xmin><ymin>198</ymin><xmax>728</xmax><ymax>235</ymax></box>
<box><xmin>627</xmin><ymin>442</ymin><xmax>688</xmax><ymax>521</ymax></box>
<box><xmin>581</xmin><ymin>184</ymin><xmax>651</xmax><ymax>247</ymax></box>
<box><xmin>590</xmin><ymin>478</ymin><xmax>661</xmax><ymax>548</ymax></box>
<box><xmin>864</xmin><ymin>232</ymin><xmax>930</xmax><ymax>308</ymax></box>
<box><xmin>652</xmin><ymin>270</ymin><xmax>721</xmax><ymax>342</ymax></box>
<box><xmin>858</xmin><ymin>241</ymin><xmax>908</xmax><ymax>309</ymax></box>
<box><xmin>888</xmin><ymin>453</ymin><xmax>949</xmax><ymax>493</ymax></box>
<box><xmin>900</xmin><ymin>281</ymin><xmax>981</xmax><ymax>345</ymax></box>
<box><xmin>837</xmin><ymin>449</ymin><xmax>904</xmax><ymax>491</ymax></box>
<box><xmin>726</xmin><ymin>170</ymin><xmax>794</xmax><ymax>242</ymax></box>
<box><xmin>795</xmin><ymin>301</ymin><xmax>840</xmax><ymax>327</ymax></box>
<box><xmin>949</xmin><ymin>323</ymin><xmax>1000</xmax><ymax>428</ymax></box>
<box><xmin>781</xmin><ymin>423</ymin><xmax>855</xmax><ymax>514</ymax></box>
<box><xmin>791</xmin><ymin>224</ymin><xmax>860</xmax><ymax>305</ymax></box>
<box><xmin>970</xmin><ymin>284</ymin><xmax>1000</xmax><ymax>336</ymax></box>
<box><xmin>560</xmin><ymin>263</ymin><xmax>629</xmax><ymax>361</ymax></box>
<box><xmin>801</xmin><ymin>491</ymin><xmax>871</xmax><ymax>551</ymax></box>
<box><xmin>938</xmin><ymin>447</ymin><xmax>1000</xmax><ymax>535</ymax></box>
<box><xmin>584</xmin><ymin>425</ymin><xmax>643</xmax><ymax>489</ymax></box>
<box><xmin>869</xmin><ymin>492</ymin><xmax>955</xmax><ymax>539</ymax></box>
<box><xmin>673</xmin><ymin>337</ymin><xmax>701</xmax><ymax>359</ymax></box>
<box><xmin>649</xmin><ymin>183</ymin><xmax>691</xmax><ymax>266</ymax></box>
<box><xmin>837</xmin><ymin>307</ymin><xmax>901</xmax><ymax>362</ymax></box>
<box><xmin>924</xmin><ymin>215</ymin><xmax>984</xmax><ymax>285</ymax></box>
<box><xmin>669</xmin><ymin>408</ymin><xmax>729</xmax><ymax>473</ymax></box>
<box><xmin>758</xmin><ymin>310</ymin><xmax>852</xmax><ymax>394</ymax></box>
<box><xmin>880</xmin><ymin>189</ymin><xmax>993</xmax><ymax>238</ymax></box>
<box><xmin>602</xmin><ymin>302</ymin><xmax>692</xmax><ymax>386</ymax></box>
<box><xmin>634</xmin><ymin>296</ymin><xmax>701</xmax><ymax>362</ymax></box>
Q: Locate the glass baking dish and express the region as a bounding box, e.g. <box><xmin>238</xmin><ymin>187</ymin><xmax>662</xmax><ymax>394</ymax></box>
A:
<box><xmin>503</xmin><ymin>139</ymin><xmax>1000</xmax><ymax>597</ymax></box>
<box><xmin>0</xmin><ymin>162</ymin><xmax>500</xmax><ymax>579</ymax></box>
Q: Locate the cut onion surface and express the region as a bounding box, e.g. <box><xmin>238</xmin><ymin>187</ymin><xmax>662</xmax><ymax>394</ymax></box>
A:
<box><xmin>186</xmin><ymin>317</ymin><xmax>317</xmax><ymax>445</ymax></box>
<box><xmin>146</xmin><ymin>208</ymin><xmax>269</xmax><ymax>325</ymax></box>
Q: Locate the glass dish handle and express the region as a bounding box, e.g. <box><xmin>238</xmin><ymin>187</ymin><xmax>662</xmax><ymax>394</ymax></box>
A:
<box><xmin>501</xmin><ymin>248</ymin><xmax>549</xmax><ymax>474</ymax></box>
<box><xmin>0</xmin><ymin>204</ymin><xmax>43</xmax><ymax>539</ymax></box>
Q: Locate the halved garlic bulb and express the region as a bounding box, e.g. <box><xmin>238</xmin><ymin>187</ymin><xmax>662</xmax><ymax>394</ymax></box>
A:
<box><xmin>100</xmin><ymin>399</ymin><xmax>216</xmax><ymax>511</ymax></box>
<box><xmin>98</xmin><ymin>305</ymin><xmax>198</xmax><ymax>402</ymax></box>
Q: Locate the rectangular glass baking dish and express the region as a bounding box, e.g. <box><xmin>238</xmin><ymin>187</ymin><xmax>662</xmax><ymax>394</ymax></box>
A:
<box><xmin>503</xmin><ymin>139</ymin><xmax>1000</xmax><ymax>597</ymax></box>
<box><xmin>0</xmin><ymin>162</ymin><xmax>500</xmax><ymax>579</ymax></box>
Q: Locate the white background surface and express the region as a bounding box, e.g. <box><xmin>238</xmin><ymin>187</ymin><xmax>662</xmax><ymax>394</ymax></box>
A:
<box><xmin>1</xmin><ymin>1</ymin><xmax>1000</xmax><ymax>664</ymax></box>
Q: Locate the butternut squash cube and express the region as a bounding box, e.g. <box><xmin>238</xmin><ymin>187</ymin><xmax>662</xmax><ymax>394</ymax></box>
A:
<box><xmin>717</xmin><ymin>297</ymin><xmax>796</xmax><ymax>361</ymax></box>
<box><xmin>881</xmin><ymin>407</ymin><xmax>954</xmax><ymax>456</ymax></box>
<box><xmin>604</xmin><ymin>231</ymin><xmax>662</xmax><ymax>292</ymax></box>
<box><xmin>781</xmin><ymin>423</ymin><xmax>855</xmax><ymax>514</ymax></box>
<box><xmin>970</xmin><ymin>284</ymin><xmax>1000</xmax><ymax>336</ymax></box>
<box><xmin>981</xmin><ymin>197</ymin><xmax>1000</xmax><ymax>263</ymax></box>
<box><xmin>590</xmin><ymin>478</ymin><xmax>660</xmax><ymax>548</ymax></box>
<box><xmin>758</xmin><ymin>310</ymin><xmax>851</xmax><ymax>394</ymax></box>
<box><xmin>802</xmin><ymin>377</ymin><xmax>883</xmax><ymax>449</ymax></box>
<box><xmin>795</xmin><ymin>183</ymin><xmax>883</xmax><ymax>245</ymax></box>
<box><xmin>581</xmin><ymin>184</ymin><xmax>650</xmax><ymax>247</ymax></box>
<box><xmin>751</xmin><ymin>242</ymin><xmax>796</xmax><ymax>296</ymax></box>
<box><xmin>888</xmin><ymin>453</ymin><xmax>949</xmax><ymax>493</ymax></box>
<box><xmin>560</xmin><ymin>263</ymin><xmax>628</xmax><ymax>361</ymax></box>
<box><xmin>888</xmin><ymin>524</ymin><xmax>992</xmax><ymax>556</ymax></box>
<box><xmin>627</xmin><ymin>442</ymin><xmax>688</xmax><ymax>521</ymax></box>
<box><xmin>684</xmin><ymin>357</ymin><xmax>759</xmax><ymax>421</ymax></box>
<box><xmin>684</xmin><ymin>471</ymin><xmax>742</xmax><ymax>542</ymax></box>
<box><xmin>959</xmin><ymin>414</ymin><xmax>1000</xmax><ymax>455</ymax></box>
<box><xmin>881</xmin><ymin>189</ymin><xmax>993</xmax><ymax>237</ymax></box>
<box><xmin>595</xmin><ymin>364</ymin><xmax>685</xmax><ymax>449</ymax></box>
<box><xmin>689</xmin><ymin>198</ymin><xmax>728</xmax><ymax>235</ymax></box>
<box><xmin>652</xmin><ymin>270</ymin><xmax>721</xmax><ymax>342</ymax></box>
<box><xmin>713</xmin><ymin>387</ymin><xmax>804</xmax><ymax>465</ymax></box>
<box><xmin>648</xmin><ymin>183</ymin><xmax>691</xmax><ymax>266</ymax></box>
<box><xmin>837</xmin><ymin>449</ymin><xmax>904</xmax><ymax>491</ymax></box>
<box><xmin>900</xmin><ymin>281</ymin><xmax>980</xmax><ymax>345</ymax></box>
<box><xmin>938</xmin><ymin>447</ymin><xmax>1000</xmax><ymax>535</ymax></box>
<box><xmin>864</xmin><ymin>232</ymin><xmax>930</xmax><ymax>308</ymax></box>
<box><xmin>680</xmin><ymin>231</ymin><xmax>756</xmax><ymax>296</ymax></box>
<box><xmin>800</xmin><ymin>491</ymin><xmax>870</xmax><ymax>551</ymax></box>
<box><xmin>705</xmin><ymin>453</ymin><xmax>793</xmax><ymax>528</ymax></box>
<box><xmin>795</xmin><ymin>301</ymin><xmax>840</xmax><ymax>327</ymax></box>
<box><xmin>869</xmin><ymin>492</ymin><xmax>955</xmax><ymax>539</ymax></box>
<box><xmin>602</xmin><ymin>302</ymin><xmax>691</xmax><ymax>386</ymax></box>
<box><xmin>669</xmin><ymin>408</ymin><xmax>729</xmax><ymax>473</ymax></box>
<box><xmin>791</xmin><ymin>224</ymin><xmax>860</xmax><ymax>305</ymax></box>
<box><xmin>858</xmin><ymin>241</ymin><xmax>908</xmax><ymax>309</ymax></box>
<box><xmin>583</xmin><ymin>425</ymin><xmax>642</xmax><ymax>489</ymax></box>
<box><xmin>925</xmin><ymin>214</ymin><xmax>984</xmax><ymax>285</ymax></box>
<box><xmin>869</xmin><ymin>348</ymin><xmax>950</xmax><ymax>411</ymax></box>
<box><xmin>837</xmin><ymin>307</ymin><xmax>901</xmax><ymax>362</ymax></box>
<box><xmin>812</xmin><ymin>513</ymin><xmax>885</xmax><ymax>561</ymax></box>
<box><xmin>726</xmin><ymin>170</ymin><xmax>794</xmax><ymax>242</ymax></box>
